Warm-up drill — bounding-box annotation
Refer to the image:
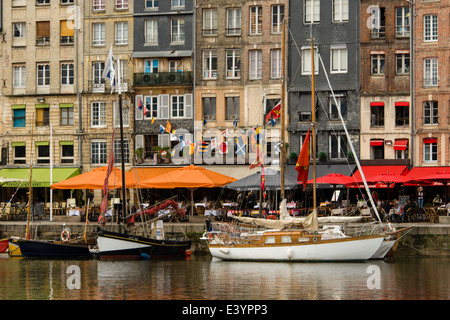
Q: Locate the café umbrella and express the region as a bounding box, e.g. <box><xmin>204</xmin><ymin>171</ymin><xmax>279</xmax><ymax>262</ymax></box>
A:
<box><xmin>139</xmin><ymin>165</ymin><xmax>237</xmax><ymax>215</ymax></box>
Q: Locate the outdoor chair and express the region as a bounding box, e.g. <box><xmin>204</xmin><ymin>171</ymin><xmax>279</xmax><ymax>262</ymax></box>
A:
<box><xmin>404</xmin><ymin>207</ymin><xmax>418</xmax><ymax>223</ymax></box>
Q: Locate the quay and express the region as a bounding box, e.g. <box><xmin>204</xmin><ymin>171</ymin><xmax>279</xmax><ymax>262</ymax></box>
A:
<box><xmin>0</xmin><ymin>215</ymin><xmax>449</xmax><ymax>257</ymax></box>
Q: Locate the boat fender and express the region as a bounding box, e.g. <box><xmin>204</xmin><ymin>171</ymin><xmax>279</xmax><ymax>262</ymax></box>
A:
<box><xmin>61</xmin><ymin>229</ymin><xmax>71</xmax><ymax>242</ymax></box>
<box><xmin>287</xmin><ymin>248</ymin><xmax>293</xmax><ymax>259</ymax></box>
<box><xmin>267</xmin><ymin>215</ymin><xmax>277</xmax><ymax>220</ymax></box>
<box><xmin>219</xmin><ymin>248</ymin><xmax>229</xmax><ymax>254</ymax></box>
<box><xmin>313</xmin><ymin>236</ymin><xmax>317</xmax><ymax>243</ymax></box>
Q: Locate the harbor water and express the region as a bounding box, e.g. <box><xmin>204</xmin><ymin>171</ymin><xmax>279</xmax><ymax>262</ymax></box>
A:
<box><xmin>0</xmin><ymin>255</ymin><xmax>448</xmax><ymax>301</ymax></box>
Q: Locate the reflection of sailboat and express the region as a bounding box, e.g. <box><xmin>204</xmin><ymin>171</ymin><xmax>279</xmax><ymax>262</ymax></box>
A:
<box><xmin>206</xmin><ymin>21</ymin><xmax>384</xmax><ymax>262</ymax></box>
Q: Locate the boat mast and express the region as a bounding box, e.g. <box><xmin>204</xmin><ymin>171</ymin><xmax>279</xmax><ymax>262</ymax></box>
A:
<box><xmin>26</xmin><ymin>114</ymin><xmax>35</xmax><ymax>240</ymax></box>
<box><xmin>310</xmin><ymin>38</ymin><xmax>317</xmax><ymax>210</ymax></box>
<box><xmin>280</xmin><ymin>19</ymin><xmax>286</xmax><ymax>200</ymax></box>
<box><xmin>117</xmin><ymin>58</ymin><xmax>127</xmax><ymax>232</ymax></box>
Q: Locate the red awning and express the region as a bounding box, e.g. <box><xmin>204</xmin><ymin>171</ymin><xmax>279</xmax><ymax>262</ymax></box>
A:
<box><xmin>395</xmin><ymin>101</ymin><xmax>409</xmax><ymax>107</ymax></box>
<box><xmin>424</xmin><ymin>138</ymin><xmax>437</xmax><ymax>144</ymax></box>
<box><xmin>370</xmin><ymin>102</ymin><xmax>384</xmax><ymax>107</ymax></box>
<box><xmin>370</xmin><ymin>140</ymin><xmax>384</xmax><ymax>146</ymax></box>
<box><xmin>351</xmin><ymin>165</ymin><xmax>410</xmax><ymax>187</ymax></box>
<box><xmin>404</xmin><ymin>166</ymin><xmax>450</xmax><ymax>186</ymax></box>
<box><xmin>394</xmin><ymin>139</ymin><xmax>409</xmax><ymax>150</ymax></box>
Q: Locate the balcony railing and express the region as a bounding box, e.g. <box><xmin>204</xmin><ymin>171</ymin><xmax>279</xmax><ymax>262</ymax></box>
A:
<box><xmin>88</xmin><ymin>80</ymin><xmax>129</xmax><ymax>93</ymax></box>
<box><xmin>133</xmin><ymin>72</ymin><xmax>193</xmax><ymax>87</ymax></box>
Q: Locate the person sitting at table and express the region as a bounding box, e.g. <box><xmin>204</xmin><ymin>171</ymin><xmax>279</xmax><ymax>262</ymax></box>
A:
<box><xmin>244</xmin><ymin>191</ymin><xmax>256</xmax><ymax>209</ymax></box>
<box><xmin>402</xmin><ymin>200</ymin><xmax>416</xmax><ymax>222</ymax></box>
<box><xmin>433</xmin><ymin>194</ymin><xmax>443</xmax><ymax>206</ymax></box>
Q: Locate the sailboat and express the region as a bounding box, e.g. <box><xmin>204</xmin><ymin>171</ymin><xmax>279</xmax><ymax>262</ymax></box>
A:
<box><xmin>206</xmin><ymin>21</ymin><xmax>385</xmax><ymax>262</ymax></box>
<box><xmin>95</xmin><ymin>53</ymin><xmax>191</xmax><ymax>260</ymax></box>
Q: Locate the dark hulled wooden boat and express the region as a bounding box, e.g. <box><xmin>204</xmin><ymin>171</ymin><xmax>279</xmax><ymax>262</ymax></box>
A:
<box><xmin>16</xmin><ymin>238</ymin><xmax>92</xmax><ymax>258</ymax></box>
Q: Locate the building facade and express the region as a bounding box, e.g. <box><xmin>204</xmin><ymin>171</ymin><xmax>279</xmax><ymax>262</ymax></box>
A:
<box><xmin>132</xmin><ymin>0</ymin><xmax>194</xmax><ymax>166</ymax></box>
<box><xmin>194</xmin><ymin>0</ymin><xmax>287</xmax><ymax>169</ymax></box>
<box><xmin>359</xmin><ymin>0</ymin><xmax>411</xmax><ymax>163</ymax></box>
<box><xmin>288</xmin><ymin>0</ymin><xmax>361</xmax><ymax>163</ymax></box>
<box><xmin>413</xmin><ymin>0</ymin><xmax>450</xmax><ymax>167</ymax></box>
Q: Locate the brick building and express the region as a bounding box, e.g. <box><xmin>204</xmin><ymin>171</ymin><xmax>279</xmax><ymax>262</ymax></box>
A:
<box><xmin>359</xmin><ymin>0</ymin><xmax>411</xmax><ymax>163</ymax></box>
<box><xmin>413</xmin><ymin>0</ymin><xmax>450</xmax><ymax>166</ymax></box>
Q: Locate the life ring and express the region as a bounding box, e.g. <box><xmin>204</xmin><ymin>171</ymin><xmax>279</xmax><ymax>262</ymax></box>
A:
<box><xmin>267</xmin><ymin>215</ymin><xmax>277</xmax><ymax>220</ymax></box>
<box><xmin>61</xmin><ymin>229</ymin><xmax>71</xmax><ymax>242</ymax></box>
<box><xmin>208</xmin><ymin>233</ymin><xmax>214</xmax><ymax>241</ymax></box>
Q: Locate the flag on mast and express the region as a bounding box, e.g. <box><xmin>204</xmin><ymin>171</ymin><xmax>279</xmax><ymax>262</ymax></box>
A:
<box><xmin>102</xmin><ymin>46</ymin><xmax>116</xmax><ymax>94</ymax></box>
<box><xmin>296</xmin><ymin>129</ymin><xmax>311</xmax><ymax>190</ymax></box>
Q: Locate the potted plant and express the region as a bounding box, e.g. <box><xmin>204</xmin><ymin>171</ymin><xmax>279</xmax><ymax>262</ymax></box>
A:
<box><xmin>135</xmin><ymin>147</ymin><xmax>144</xmax><ymax>164</ymax></box>
<box><xmin>152</xmin><ymin>146</ymin><xmax>162</xmax><ymax>164</ymax></box>
<box><xmin>318</xmin><ymin>151</ymin><xmax>327</xmax><ymax>162</ymax></box>
<box><xmin>289</xmin><ymin>152</ymin><xmax>298</xmax><ymax>164</ymax></box>
<box><xmin>162</xmin><ymin>146</ymin><xmax>171</xmax><ymax>164</ymax></box>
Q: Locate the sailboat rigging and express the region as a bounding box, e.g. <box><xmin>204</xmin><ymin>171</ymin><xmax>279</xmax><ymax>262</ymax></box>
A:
<box><xmin>205</xmin><ymin>20</ymin><xmax>386</xmax><ymax>262</ymax></box>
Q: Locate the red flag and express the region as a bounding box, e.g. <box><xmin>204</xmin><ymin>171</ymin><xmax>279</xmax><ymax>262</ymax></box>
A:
<box><xmin>100</xmin><ymin>130</ymin><xmax>115</xmax><ymax>222</ymax></box>
<box><xmin>296</xmin><ymin>129</ymin><xmax>311</xmax><ymax>190</ymax></box>
<box><xmin>249</xmin><ymin>146</ymin><xmax>263</xmax><ymax>169</ymax></box>
<box><xmin>261</xmin><ymin>166</ymin><xmax>266</xmax><ymax>199</ymax></box>
<box><xmin>265</xmin><ymin>101</ymin><xmax>281</xmax><ymax>122</ymax></box>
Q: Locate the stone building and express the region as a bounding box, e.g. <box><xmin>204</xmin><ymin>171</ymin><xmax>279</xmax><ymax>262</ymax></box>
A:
<box><xmin>413</xmin><ymin>0</ymin><xmax>450</xmax><ymax>166</ymax></box>
<box><xmin>359</xmin><ymin>0</ymin><xmax>411</xmax><ymax>163</ymax></box>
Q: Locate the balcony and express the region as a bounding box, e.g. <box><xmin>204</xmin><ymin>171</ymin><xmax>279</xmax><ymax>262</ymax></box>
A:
<box><xmin>133</xmin><ymin>72</ymin><xmax>193</xmax><ymax>87</ymax></box>
<box><xmin>88</xmin><ymin>80</ymin><xmax>129</xmax><ymax>93</ymax></box>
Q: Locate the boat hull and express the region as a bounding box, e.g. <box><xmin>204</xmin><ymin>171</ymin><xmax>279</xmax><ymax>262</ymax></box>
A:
<box><xmin>97</xmin><ymin>230</ymin><xmax>191</xmax><ymax>259</ymax></box>
<box><xmin>8</xmin><ymin>238</ymin><xmax>22</xmax><ymax>257</ymax></box>
<box><xmin>209</xmin><ymin>236</ymin><xmax>384</xmax><ymax>262</ymax></box>
<box><xmin>17</xmin><ymin>239</ymin><xmax>91</xmax><ymax>258</ymax></box>
<box><xmin>0</xmin><ymin>239</ymin><xmax>8</xmax><ymax>253</ymax></box>
<box><xmin>370</xmin><ymin>240</ymin><xmax>396</xmax><ymax>260</ymax></box>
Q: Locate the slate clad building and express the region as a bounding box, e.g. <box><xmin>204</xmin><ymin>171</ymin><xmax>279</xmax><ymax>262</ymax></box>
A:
<box><xmin>288</xmin><ymin>0</ymin><xmax>361</xmax><ymax>163</ymax></box>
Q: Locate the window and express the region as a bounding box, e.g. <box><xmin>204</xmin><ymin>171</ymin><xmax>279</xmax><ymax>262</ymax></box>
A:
<box><xmin>36</xmin><ymin>106</ymin><xmax>50</xmax><ymax>126</ymax></box>
<box><xmin>93</xmin><ymin>23</ymin><xmax>105</xmax><ymax>46</ymax></box>
<box><xmin>93</xmin><ymin>62</ymin><xmax>105</xmax><ymax>91</ymax></box>
<box><xmin>146</xmin><ymin>0</ymin><xmax>158</xmax><ymax>10</ymax></box>
<box><xmin>144</xmin><ymin>96</ymin><xmax>158</xmax><ymax>119</ymax></box>
<box><xmin>424</xmin><ymin>15</ymin><xmax>438</xmax><ymax>41</ymax></box>
<box><xmin>329</xmin><ymin>94</ymin><xmax>347</xmax><ymax>120</ymax></box>
<box><xmin>171</xmin><ymin>0</ymin><xmax>185</xmax><ymax>8</ymax></box>
<box><xmin>395</xmin><ymin>102</ymin><xmax>409</xmax><ymax>126</ymax></box>
<box><xmin>169</xmin><ymin>59</ymin><xmax>182</xmax><ymax>73</ymax></box>
<box><xmin>144</xmin><ymin>59</ymin><xmax>158</xmax><ymax>74</ymax></box>
<box><xmin>250</xmin><ymin>6</ymin><xmax>262</xmax><ymax>35</ymax></box>
<box><xmin>202</xmin><ymin>97</ymin><xmax>216</xmax><ymax>120</ymax></box>
<box><xmin>61</xmin><ymin>63</ymin><xmax>74</xmax><ymax>85</ymax></box>
<box><xmin>13</xmin><ymin>22</ymin><xmax>26</xmax><ymax>38</ymax></box>
<box><xmin>227</xmin><ymin>8</ymin><xmax>241</xmax><ymax>35</ymax></box>
<box><xmin>115</xmin><ymin>22</ymin><xmax>128</xmax><ymax>45</ymax></box>
<box><xmin>371</xmin><ymin>140</ymin><xmax>384</xmax><ymax>159</ymax></box>
<box><xmin>424</xmin><ymin>101</ymin><xmax>438</xmax><ymax>125</ymax></box>
<box><xmin>423</xmin><ymin>138</ymin><xmax>437</xmax><ymax>162</ymax></box>
<box><xmin>171</xmin><ymin>18</ymin><xmax>185</xmax><ymax>43</ymax></box>
<box><xmin>271</xmin><ymin>49</ymin><xmax>282</xmax><ymax>79</ymax></box>
<box><xmin>60</xmin><ymin>104</ymin><xmax>74</xmax><ymax>126</ymax></box>
<box><xmin>424</xmin><ymin>58</ymin><xmax>438</xmax><ymax>87</ymax></box>
<box><xmin>37</xmin><ymin>143</ymin><xmax>50</xmax><ymax>164</ymax></box>
<box><xmin>249</xmin><ymin>50</ymin><xmax>262</xmax><ymax>80</ymax></box>
<box><xmin>14</xmin><ymin>144</ymin><xmax>26</xmax><ymax>164</ymax></box>
<box><xmin>36</xmin><ymin>21</ymin><xmax>50</xmax><ymax>45</ymax></box>
<box><xmin>61</xmin><ymin>0</ymin><xmax>75</xmax><ymax>4</ymax></box>
<box><xmin>371</xmin><ymin>7</ymin><xmax>385</xmax><ymax>38</ymax></box>
<box><xmin>330</xmin><ymin>45</ymin><xmax>348</xmax><ymax>73</ymax></box>
<box><xmin>272</xmin><ymin>5</ymin><xmax>284</xmax><ymax>33</ymax></box>
<box><xmin>203</xmin><ymin>9</ymin><xmax>217</xmax><ymax>36</ymax></box>
<box><xmin>116</xmin><ymin>0</ymin><xmax>128</xmax><ymax>10</ymax></box>
<box><xmin>60</xmin><ymin>20</ymin><xmax>74</xmax><ymax>44</ymax></box>
<box><xmin>333</xmin><ymin>0</ymin><xmax>348</xmax><ymax>22</ymax></box>
<box><xmin>13</xmin><ymin>65</ymin><xmax>26</xmax><ymax>88</ymax></box>
<box><xmin>396</xmin><ymin>54</ymin><xmax>410</xmax><ymax>75</ymax></box>
<box><xmin>371</xmin><ymin>54</ymin><xmax>385</xmax><ymax>75</ymax></box>
<box><xmin>203</xmin><ymin>50</ymin><xmax>217</xmax><ymax>79</ymax></box>
<box><xmin>93</xmin><ymin>0</ymin><xmax>105</xmax><ymax>11</ymax></box>
<box><xmin>145</xmin><ymin>20</ymin><xmax>158</xmax><ymax>44</ymax></box>
<box><xmin>225</xmin><ymin>97</ymin><xmax>240</xmax><ymax>120</ymax></box>
<box><xmin>370</xmin><ymin>102</ymin><xmax>384</xmax><ymax>127</ymax></box>
<box><xmin>330</xmin><ymin>133</ymin><xmax>347</xmax><ymax>159</ymax></box>
<box><xmin>226</xmin><ymin>49</ymin><xmax>240</xmax><ymax>78</ymax></box>
<box><xmin>113</xmin><ymin>101</ymin><xmax>130</xmax><ymax>128</ymax></box>
<box><xmin>37</xmin><ymin>64</ymin><xmax>50</xmax><ymax>86</ymax></box>
<box><xmin>37</xmin><ymin>0</ymin><xmax>50</xmax><ymax>4</ymax></box>
<box><xmin>114</xmin><ymin>139</ymin><xmax>130</xmax><ymax>164</ymax></box>
<box><xmin>304</xmin><ymin>0</ymin><xmax>320</xmax><ymax>24</ymax></box>
<box><xmin>13</xmin><ymin>107</ymin><xmax>26</xmax><ymax>127</ymax></box>
<box><xmin>301</xmin><ymin>47</ymin><xmax>319</xmax><ymax>75</ymax></box>
<box><xmin>91</xmin><ymin>102</ymin><xmax>107</xmax><ymax>127</ymax></box>
<box><xmin>91</xmin><ymin>140</ymin><xmax>107</xmax><ymax>164</ymax></box>
<box><xmin>396</xmin><ymin>7</ymin><xmax>410</xmax><ymax>37</ymax></box>
<box><xmin>60</xmin><ymin>143</ymin><xmax>74</xmax><ymax>164</ymax></box>
<box><xmin>172</xmin><ymin>95</ymin><xmax>185</xmax><ymax>118</ymax></box>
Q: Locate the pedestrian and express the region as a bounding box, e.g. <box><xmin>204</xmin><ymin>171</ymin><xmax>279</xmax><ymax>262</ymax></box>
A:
<box><xmin>417</xmin><ymin>187</ymin><xmax>424</xmax><ymax>212</ymax></box>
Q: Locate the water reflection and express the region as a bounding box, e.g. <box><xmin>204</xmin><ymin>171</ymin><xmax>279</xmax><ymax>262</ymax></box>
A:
<box><xmin>0</xmin><ymin>254</ymin><xmax>448</xmax><ymax>300</ymax></box>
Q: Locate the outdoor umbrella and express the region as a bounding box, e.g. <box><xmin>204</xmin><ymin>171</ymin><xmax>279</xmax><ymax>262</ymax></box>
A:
<box><xmin>307</xmin><ymin>173</ymin><xmax>355</xmax><ymax>206</ymax></box>
<box><xmin>415</xmin><ymin>170</ymin><xmax>450</xmax><ymax>203</ymax></box>
<box><xmin>50</xmin><ymin>166</ymin><xmax>136</xmax><ymax>190</ymax></box>
<box><xmin>224</xmin><ymin>168</ymin><xmax>297</xmax><ymax>191</ymax></box>
<box><xmin>140</xmin><ymin>165</ymin><xmax>237</xmax><ymax>215</ymax></box>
